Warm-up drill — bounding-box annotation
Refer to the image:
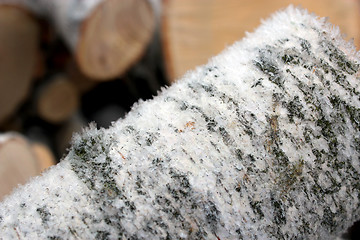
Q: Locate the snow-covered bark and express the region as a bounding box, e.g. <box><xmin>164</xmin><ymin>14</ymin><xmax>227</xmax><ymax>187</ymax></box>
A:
<box><xmin>1</xmin><ymin>6</ymin><xmax>360</xmax><ymax>239</ymax></box>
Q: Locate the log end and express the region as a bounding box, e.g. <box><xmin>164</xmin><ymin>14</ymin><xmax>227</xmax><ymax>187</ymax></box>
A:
<box><xmin>0</xmin><ymin>135</ymin><xmax>38</xmax><ymax>201</ymax></box>
<box><xmin>0</xmin><ymin>6</ymin><xmax>39</xmax><ymax>123</ymax></box>
<box><xmin>76</xmin><ymin>0</ymin><xmax>156</xmax><ymax>80</ymax></box>
<box><xmin>37</xmin><ymin>76</ymin><xmax>79</xmax><ymax>124</ymax></box>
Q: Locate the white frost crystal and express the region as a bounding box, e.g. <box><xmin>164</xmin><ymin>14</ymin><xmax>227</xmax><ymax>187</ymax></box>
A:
<box><xmin>1</xmin><ymin>6</ymin><xmax>360</xmax><ymax>239</ymax></box>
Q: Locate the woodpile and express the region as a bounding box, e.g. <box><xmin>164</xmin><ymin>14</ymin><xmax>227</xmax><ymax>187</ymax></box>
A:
<box><xmin>0</xmin><ymin>0</ymin><xmax>156</xmax><ymax>121</ymax></box>
<box><xmin>0</xmin><ymin>6</ymin><xmax>39</xmax><ymax>124</ymax></box>
<box><xmin>35</xmin><ymin>75</ymin><xmax>79</xmax><ymax>124</ymax></box>
<box><xmin>0</xmin><ymin>0</ymin><xmax>162</xmax><ymax>198</ymax></box>
<box><xmin>76</xmin><ymin>0</ymin><xmax>155</xmax><ymax>79</ymax></box>
<box><xmin>0</xmin><ymin>0</ymin><xmax>359</xmax><ymax>237</ymax></box>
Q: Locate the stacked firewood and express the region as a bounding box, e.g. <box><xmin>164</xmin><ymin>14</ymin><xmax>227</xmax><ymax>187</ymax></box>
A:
<box><xmin>0</xmin><ymin>0</ymin><xmax>167</xmax><ymax>200</ymax></box>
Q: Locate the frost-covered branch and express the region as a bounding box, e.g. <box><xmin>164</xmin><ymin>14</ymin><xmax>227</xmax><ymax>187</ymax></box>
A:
<box><xmin>1</xmin><ymin>6</ymin><xmax>360</xmax><ymax>239</ymax></box>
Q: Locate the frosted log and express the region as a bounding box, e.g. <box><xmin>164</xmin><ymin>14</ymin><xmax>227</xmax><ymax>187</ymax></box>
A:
<box><xmin>1</xmin><ymin>6</ymin><xmax>360</xmax><ymax>239</ymax></box>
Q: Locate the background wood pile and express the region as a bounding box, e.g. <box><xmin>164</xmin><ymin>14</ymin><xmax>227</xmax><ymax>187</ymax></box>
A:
<box><xmin>0</xmin><ymin>1</ymin><xmax>359</xmax><ymax>237</ymax></box>
<box><xmin>0</xmin><ymin>0</ymin><xmax>166</xmax><ymax>200</ymax></box>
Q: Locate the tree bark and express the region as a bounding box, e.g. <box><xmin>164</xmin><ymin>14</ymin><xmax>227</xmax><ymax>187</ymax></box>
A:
<box><xmin>1</xmin><ymin>6</ymin><xmax>360</xmax><ymax>239</ymax></box>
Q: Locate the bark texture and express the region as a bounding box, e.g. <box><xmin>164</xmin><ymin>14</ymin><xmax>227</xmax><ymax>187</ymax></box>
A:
<box><xmin>1</xmin><ymin>6</ymin><xmax>360</xmax><ymax>239</ymax></box>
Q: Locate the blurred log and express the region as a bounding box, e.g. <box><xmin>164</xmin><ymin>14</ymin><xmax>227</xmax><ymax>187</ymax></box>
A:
<box><xmin>36</xmin><ymin>75</ymin><xmax>79</xmax><ymax>124</ymax></box>
<box><xmin>162</xmin><ymin>0</ymin><xmax>360</xmax><ymax>82</ymax></box>
<box><xmin>31</xmin><ymin>142</ymin><xmax>56</xmax><ymax>172</ymax></box>
<box><xmin>76</xmin><ymin>0</ymin><xmax>156</xmax><ymax>80</ymax></box>
<box><xmin>0</xmin><ymin>133</ymin><xmax>56</xmax><ymax>201</ymax></box>
<box><xmin>0</xmin><ymin>134</ymin><xmax>38</xmax><ymax>201</ymax></box>
<box><xmin>0</xmin><ymin>6</ymin><xmax>39</xmax><ymax>123</ymax></box>
<box><xmin>1</xmin><ymin>0</ymin><xmax>156</xmax><ymax>80</ymax></box>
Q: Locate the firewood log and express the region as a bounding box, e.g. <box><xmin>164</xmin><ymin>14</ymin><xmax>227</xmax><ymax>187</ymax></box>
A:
<box><xmin>1</xmin><ymin>0</ymin><xmax>156</xmax><ymax>80</ymax></box>
<box><xmin>0</xmin><ymin>133</ymin><xmax>56</xmax><ymax>201</ymax></box>
<box><xmin>0</xmin><ymin>134</ymin><xmax>39</xmax><ymax>201</ymax></box>
<box><xmin>75</xmin><ymin>0</ymin><xmax>156</xmax><ymax>80</ymax></box>
<box><xmin>30</xmin><ymin>143</ymin><xmax>56</xmax><ymax>172</ymax></box>
<box><xmin>162</xmin><ymin>0</ymin><xmax>360</xmax><ymax>82</ymax></box>
<box><xmin>0</xmin><ymin>6</ymin><xmax>39</xmax><ymax>124</ymax></box>
<box><xmin>35</xmin><ymin>75</ymin><xmax>79</xmax><ymax>124</ymax></box>
<box><xmin>1</xmin><ymin>6</ymin><xmax>360</xmax><ymax>239</ymax></box>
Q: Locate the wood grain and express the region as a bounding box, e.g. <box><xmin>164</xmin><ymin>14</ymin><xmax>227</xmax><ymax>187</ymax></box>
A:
<box><xmin>76</xmin><ymin>0</ymin><xmax>156</xmax><ymax>80</ymax></box>
<box><xmin>36</xmin><ymin>75</ymin><xmax>79</xmax><ymax>124</ymax></box>
<box><xmin>162</xmin><ymin>0</ymin><xmax>360</xmax><ymax>82</ymax></box>
<box><xmin>0</xmin><ymin>134</ymin><xmax>38</xmax><ymax>201</ymax></box>
<box><xmin>0</xmin><ymin>6</ymin><xmax>39</xmax><ymax>123</ymax></box>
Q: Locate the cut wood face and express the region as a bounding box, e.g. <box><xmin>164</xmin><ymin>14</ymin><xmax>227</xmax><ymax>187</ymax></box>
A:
<box><xmin>0</xmin><ymin>136</ymin><xmax>38</xmax><ymax>201</ymax></box>
<box><xmin>76</xmin><ymin>0</ymin><xmax>155</xmax><ymax>80</ymax></box>
<box><xmin>162</xmin><ymin>0</ymin><xmax>360</xmax><ymax>82</ymax></box>
<box><xmin>31</xmin><ymin>143</ymin><xmax>56</xmax><ymax>172</ymax></box>
<box><xmin>37</xmin><ymin>76</ymin><xmax>79</xmax><ymax>124</ymax></box>
<box><xmin>0</xmin><ymin>6</ymin><xmax>39</xmax><ymax>123</ymax></box>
